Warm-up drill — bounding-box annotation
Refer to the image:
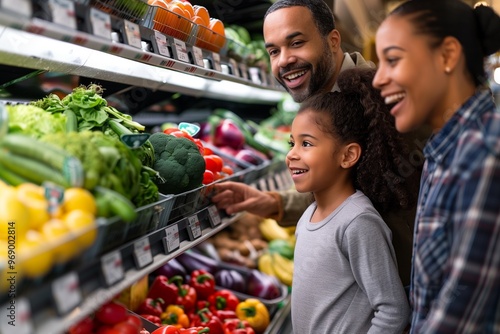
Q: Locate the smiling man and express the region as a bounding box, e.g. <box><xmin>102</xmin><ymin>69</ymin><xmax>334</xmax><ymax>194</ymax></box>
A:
<box><xmin>263</xmin><ymin>0</ymin><xmax>371</xmax><ymax>102</ymax></box>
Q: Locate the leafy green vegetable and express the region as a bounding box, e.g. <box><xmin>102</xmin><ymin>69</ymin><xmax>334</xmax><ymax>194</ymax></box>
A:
<box><xmin>6</xmin><ymin>104</ymin><xmax>66</xmax><ymax>138</ymax></box>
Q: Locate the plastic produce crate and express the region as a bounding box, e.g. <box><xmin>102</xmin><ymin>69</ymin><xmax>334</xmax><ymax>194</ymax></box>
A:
<box><xmin>189</xmin><ymin>24</ymin><xmax>227</xmax><ymax>53</ymax></box>
<box><xmin>89</xmin><ymin>0</ymin><xmax>149</xmax><ymax>24</ymax></box>
<box><xmin>143</xmin><ymin>5</ymin><xmax>195</xmax><ymax>42</ymax></box>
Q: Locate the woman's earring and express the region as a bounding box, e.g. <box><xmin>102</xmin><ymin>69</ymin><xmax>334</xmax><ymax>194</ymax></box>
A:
<box><xmin>445</xmin><ymin>67</ymin><xmax>451</xmax><ymax>74</ymax></box>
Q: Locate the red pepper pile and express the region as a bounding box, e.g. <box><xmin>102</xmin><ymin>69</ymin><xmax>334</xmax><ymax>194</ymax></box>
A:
<box><xmin>136</xmin><ymin>269</ymin><xmax>257</xmax><ymax>334</ymax></box>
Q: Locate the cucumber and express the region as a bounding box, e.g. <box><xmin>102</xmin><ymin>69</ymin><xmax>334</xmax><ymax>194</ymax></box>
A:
<box><xmin>94</xmin><ymin>186</ymin><xmax>137</xmax><ymax>222</ymax></box>
<box><xmin>64</xmin><ymin>109</ymin><xmax>78</xmax><ymax>132</ymax></box>
<box><xmin>0</xmin><ymin>133</ymin><xmax>72</xmax><ymax>171</ymax></box>
<box><xmin>0</xmin><ymin>161</ymin><xmax>29</xmax><ymax>186</ymax></box>
<box><xmin>0</xmin><ymin>149</ymin><xmax>69</xmax><ymax>187</ymax></box>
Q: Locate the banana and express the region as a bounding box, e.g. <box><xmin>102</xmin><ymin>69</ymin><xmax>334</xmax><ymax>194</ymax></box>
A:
<box><xmin>257</xmin><ymin>252</ymin><xmax>276</xmax><ymax>277</ymax></box>
<box><xmin>271</xmin><ymin>252</ymin><xmax>294</xmax><ymax>286</ymax></box>
<box><xmin>259</xmin><ymin>218</ymin><xmax>290</xmax><ymax>241</ymax></box>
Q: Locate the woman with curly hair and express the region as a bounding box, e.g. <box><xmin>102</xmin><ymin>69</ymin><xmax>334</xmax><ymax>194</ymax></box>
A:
<box><xmin>288</xmin><ymin>66</ymin><xmax>410</xmax><ymax>333</ymax></box>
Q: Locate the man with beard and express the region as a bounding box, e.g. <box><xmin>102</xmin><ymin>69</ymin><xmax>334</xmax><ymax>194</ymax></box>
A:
<box><xmin>212</xmin><ymin>0</ymin><xmax>427</xmax><ymax>288</ymax></box>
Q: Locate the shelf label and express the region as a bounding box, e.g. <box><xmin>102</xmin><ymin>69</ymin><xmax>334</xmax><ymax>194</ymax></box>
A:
<box><xmin>211</xmin><ymin>52</ymin><xmax>222</xmax><ymax>72</ymax></box>
<box><xmin>123</xmin><ymin>20</ymin><xmax>142</xmax><ymax>49</ymax></box>
<box><xmin>90</xmin><ymin>8</ymin><xmax>112</xmax><ymax>40</ymax></box>
<box><xmin>101</xmin><ymin>250</ymin><xmax>124</xmax><ymax>286</ymax></box>
<box><xmin>267</xmin><ymin>177</ymin><xmax>277</xmax><ymax>191</ymax></box>
<box><xmin>207</xmin><ymin>205</ymin><xmax>222</xmax><ymax>228</ymax></box>
<box><xmin>154</xmin><ymin>31</ymin><xmax>171</xmax><ymax>58</ymax></box>
<box><xmin>173</xmin><ymin>38</ymin><xmax>189</xmax><ymax>63</ymax></box>
<box><xmin>186</xmin><ymin>214</ymin><xmax>202</xmax><ymax>240</ymax></box>
<box><xmin>249</xmin><ymin>67</ymin><xmax>262</xmax><ymax>85</ymax></box>
<box><xmin>258</xmin><ymin>178</ymin><xmax>268</xmax><ymax>191</ymax></box>
<box><xmin>133</xmin><ymin>237</ymin><xmax>153</xmax><ymax>269</ymax></box>
<box><xmin>275</xmin><ymin>171</ymin><xmax>285</xmax><ymax>190</ymax></box>
<box><xmin>240</xmin><ymin>63</ymin><xmax>248</xmax><ymax>80</ymax></box>
<box><xmin>0</xmin><ymin>298</ymin><xmax>33</xmax><ymax>334</ymax></box>
<box><xmin>1</xmin><ymin>0</ymin><xmax>31</xmax><ymax>17</ymax></box>
<box><xmin>52</xmin><ymin>272</ymin><xmax>81</xmax><ymax>315</ymax></box>
<box><xmin>164</xmin><ymin>224</ymin><xmax>180</xmax><ymax>253</ymax></box>
<box><xmin>121</xmin><ymin>133</ymin><xmax>150</xmax><ymax>148</ymax></box>
<box><xmin>229</xmin><ymin>58</ymin><xmax>239</xmax><ymax>77</ymax></box>
<box><xmin>43</xmin><ymin>182</ymin><xmax>64</xmax><ymax>216</ymax></box>
<box><xmin>192</xmin><ymin>46</ymin><xmax>204</xmax><ymax>67</ymax></box>
<box><xmin>49</xmin><ymin>0</ymin><xmax>77</xmax><ymax>30</ymax></box>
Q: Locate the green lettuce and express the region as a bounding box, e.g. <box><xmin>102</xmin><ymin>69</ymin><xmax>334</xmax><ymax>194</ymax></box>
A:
<box><xmin>6</xmin><ymin>104</ymin><xmax>66</xmax><ymax>138</ymax></box>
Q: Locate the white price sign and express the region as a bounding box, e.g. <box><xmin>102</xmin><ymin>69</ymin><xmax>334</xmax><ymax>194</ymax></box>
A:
<box><xmin>174</xmin><ymin>38</ymin><xmax>190</xmax><ymax>63</ymax></box>
<box><xmin>0</xmin><ymin>298</ymin><xmax>33</xmax><ymax>334</ymax></box>
<box><xmin>90</xmin><ymin>8</ymin><xmax>111</xmax><ymax>39</ymax></box>
<box><xmin>192</xmin><ymin>46</ymin><xmax>204</xmax><ymax>67</ymax></box>
<box><xmin>258</xmin><ymin>178</ymin><xmax>268</xmax><ymax>191</ymax></box>
<box><xmin>124</xmin><ymin>20</ymin><xmax>142</xmax><ymax>49</ymax></box>
<box><xmin>101</xmin><ymin>250</ymin><xmax>124</xmax><ymax>286</ymax></box>
<box><xmin>49</xmin><ymin>0</ymin><xmax>76</xmax><ymax>30</ymax></box>
<box><xmin>164</xmin><ymin>224</ymin><xmax>180</xmax><ymax>253</ymax></box>
<box><xmin>187</xmin><ymin>214</ymin><xmax>202</xmax><ymax>240</ymax></box>
<box><xmin>52</xmin><ymin>272</ymin><xmax>81</xmax><ymax>315</ymax></box>
<box><xmin>133</xmin><ymin>237</ymin><xmax>153</xmax><ymax>269</ymax></box>
<box><xmin>229</xmin><ymin>58</ymin><xmax>239</xmax><ymax>76</ymax></box>
<box><xmin>207</xmin><ymin>205</ymin><xmax>222</xmax><ymax>228</ymax></box>
<box><xmin>154</xmin><ymin>31</ymin><xmax>171</xmax><ymax>57</ymax></box>
<box><xmin>1</xmin><ymin>0</ymin><xmax>31</xmax><ymax>17</ymax></box>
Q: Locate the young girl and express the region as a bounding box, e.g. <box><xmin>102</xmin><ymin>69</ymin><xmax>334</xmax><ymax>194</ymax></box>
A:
<box><xmin>288</xmin><ymin>67</ymin><xmax>410</xmax><ymax>333</ymax></box>
<box><xmin>373</xmin><ymin>1</ymin><xmax>500</xmax><ymax>333</ymax></box>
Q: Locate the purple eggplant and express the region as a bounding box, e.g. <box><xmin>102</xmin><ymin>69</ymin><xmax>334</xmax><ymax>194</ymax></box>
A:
<box><xmin>247</xmin><ymin>269</ymin><xmax>282</xmax><ymax>300</ymax></box>
<box><xmin>176</xmin><ymin>251</ymin><xmax>219</xmax><ymax>275</ymax></box>
<box><xmin>153</xmin><ymin>258</ymin><xmax>187</xmax><ymax>281</ymax></box>
<box><xmin>214</xmin><ymin>269</ymin><xmax>246</xmax><ymax>293</ymax></box>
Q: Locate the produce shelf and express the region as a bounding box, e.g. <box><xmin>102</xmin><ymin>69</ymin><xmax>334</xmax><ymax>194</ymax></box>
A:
<box><xmin>0</xmin><ymin>10</ymin><xmax>284</xmax><ymax>104</ymax></box>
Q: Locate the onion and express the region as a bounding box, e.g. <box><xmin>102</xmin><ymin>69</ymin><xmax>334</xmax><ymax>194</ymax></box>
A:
<box><xmin>214</xmin><ymin>119</ymin><xmax>245</xmax><ymax>150</ymax></box>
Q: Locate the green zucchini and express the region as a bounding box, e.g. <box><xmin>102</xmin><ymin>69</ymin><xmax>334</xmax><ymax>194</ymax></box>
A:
<box><xmin>64</xmin><ymin>109</ymin><xmax>78</xmax><ymax>133</ymax></box>
<box><xmin>0</xmin><ymin>161</ymin><xmax>30</xmax><ymax>186</ymax></box>
<box><xmin>0</xmin><ymin>149</ymin><xmax>69</xmax><ymax>187</ymax></box>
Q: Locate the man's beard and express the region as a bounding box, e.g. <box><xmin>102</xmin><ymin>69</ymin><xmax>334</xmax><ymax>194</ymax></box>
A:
<box><xmin>277</xmin><ymin>45</ymin><xmax>334</xmax><ymax>103</ymax></box>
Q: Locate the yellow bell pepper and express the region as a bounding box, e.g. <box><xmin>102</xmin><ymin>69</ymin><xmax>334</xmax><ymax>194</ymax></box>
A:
<box><xmin>160</xmin><ymin>304</ymin><xmax>190</xmax><ymax>329</ymax></box>
<box><xmin>235</xmin><ymin>298</ymin><xmax>270</xmax><ymax>334</ymax></box>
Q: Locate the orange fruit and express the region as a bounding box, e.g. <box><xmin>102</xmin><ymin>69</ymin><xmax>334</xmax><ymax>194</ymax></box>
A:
<box><xmin>193</xmin><ymin>5</ymin><xmax>210</xmax><ymax>27</ymax></box>
<box><xmin>208</xmin><ymin>18</ymin><xmax>226</xmax><ymax>52</ymax></box>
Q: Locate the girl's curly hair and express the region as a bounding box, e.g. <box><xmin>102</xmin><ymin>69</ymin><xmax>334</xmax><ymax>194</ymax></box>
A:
<box><xmin>299</xmin><ymin>67</ymin><xmax>412</xmax><ymax>213</ymax></box>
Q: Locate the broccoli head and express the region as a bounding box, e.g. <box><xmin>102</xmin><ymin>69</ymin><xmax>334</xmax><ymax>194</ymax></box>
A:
<box><xmin>149</xmin><ymin>132</ymin><xmax>205</xmax><ymax>194</ymax></box>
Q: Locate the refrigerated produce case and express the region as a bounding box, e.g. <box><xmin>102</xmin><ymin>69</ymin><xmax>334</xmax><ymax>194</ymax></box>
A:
<box><xmin>0</xmin><ymin>1</ymin><xmax>294</xmax><ymax>333</ymax></box>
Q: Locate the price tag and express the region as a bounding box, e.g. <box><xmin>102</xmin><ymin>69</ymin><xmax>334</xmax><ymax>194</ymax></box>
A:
<box><xmin>163</xmin><ymin>224</ymin><xmax>180</xmax><ymax>253</ymax></box>
<box><xmin>267</xmin><ymin>177</ymin><xmax>277</xmax><ymax>191</ymax></box>
<box><xmin>192</xmin><ymin>46</ymin><xmax>204</xmax><ymax>67</ymax></box>
<box><xmin>154</xmin><ymin>31</ymin><xmax>171</xmax><ymax>57</ymax></box>
<box><xmin>258</xmin><ymin>178</ymin><xmax>268</xmax><ymax>191</ymax></box>
<box><xmin>52</xmin><ymin>272</ymin><xmax>81</xmax><ymax>315</ymax></box>
<box><xmin>207</xmin><ymin>205</ymin><xmax>222</xmax><ymax>228</ymax></box>
<box><xmin>43</xmin><ymin>182</ymin><xmax>64</xmax><ymax>216</ymax></box>
<box><xmin>186</xmin><ymin>214</ymin><xmax>202</xmax><ymax>240</ymax></box>
<box><xmin>1</xmin><ymin>0</ymin><xmax>31</xmax><ymax>17</ymax></box>
<box><xmin>121</xmin><ymin>133</ymin><xmax>151</xmax><ymax>148</ymax></box>
<box><xmin>249</xmin><ymin>67</ymin><xmax>262</xmax><ymax>84</ymax></box>
<box><xmin>123</xmin><ymin>20</ymin><xmax>142</xmax><ymax>49</ymax></box>
<box><xmin>63</xmin><ymin>157</ymin><xmax>84</xmax><ymax>188</ymax></box>
<box><xmin>240</xmin><ymin>63</ymin><xmax>248</xmax><ymax>80</ymax></box>
<box><xmin>229</xmin><ymin>58</ymin><xmax>239</xmax><ymax>76</ymax></box>
<box><xmin>211</xmin><ymin>52</ymin><xmax>222</xmax><ymax>72</ymax></box>
<box><xmin>49</xmin><ymin>0</ymin><xmax>77</xmax><ymax>30</ymax></box>
<box><xmin>0</xmin><ymin>298</ymin><xmax>33</xmax><ymax>334</ymax></box>
<box><xmin>101</xmin><ymin>250</ymin><xmax>124</xmax><ymax>286</ymax></box>
<box><xmin>90</xmin><ymin>8</ymin><xmax>112</xmax><ymax>39</ymax></box>
<box><xmin>173</xmin><ymin>38</ymin><xmax>189</xmax><ymax>63</ymax></box>
<box><xmin>133</xmin><ymin>237</ymin><xmax>153</xmax><ymax>269</ymax></box>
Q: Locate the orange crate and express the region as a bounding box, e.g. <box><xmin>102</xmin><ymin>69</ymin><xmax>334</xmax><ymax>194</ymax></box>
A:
<box><xmin>145</xmin><ymin>5</ymin><xmax>194</xmax><ymax>42</ymax></box>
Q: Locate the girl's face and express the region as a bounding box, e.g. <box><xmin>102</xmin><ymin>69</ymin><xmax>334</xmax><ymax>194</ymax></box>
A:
<box><xmin>373</xmin><ymin>15</ymin><xmax>449</xmax><ymax>133</ymax></box>
<box><xmin>286</xmin><ymin>110</ymin><xmax>344</xmax><ymax>194</ymax></box>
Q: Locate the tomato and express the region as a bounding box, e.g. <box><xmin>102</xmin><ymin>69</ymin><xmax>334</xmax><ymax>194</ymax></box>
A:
<box><xmin>113</xmin><ymin>322</ymin><xmax>140</xmax><ymax>334</ymax></box>
<box><xmin>125</xmin><ymin>314</ymin><xmax>142</xmax><ymax>330</ymax></box>
<box><xmin>95</xmin><ymin>301</ymin><xmax>128</xmax><ymax>325</ymax></box>
<box><xmin>204</xmin><ymin>155</ymin><xmax>222</xmax><ymax>173</ymax></box>
<box><xmin>69</xmin><ymin>316</ymin><xmax>94</xmax><ymax>334</ymax></box>
<box><xmin>221</xmin><ymin>165</ymin><xmax>234</xmax><ymax>176</ymax></box>
<box><xmin>202</xmin><ymin>170</ymin><xmax>215</xmax><ymax>185</ymax></box>
<box><xmin>210</xmin><ymin>155</ymin><xmax>224</xmax><ymax>172</ymax></box>
<box><xmin>193</xmin><ymin>138</ymin><xmax>204</xmax><ymax>154</ymax></box>
<box><xmin>203</xmin><ymin>147</ymin><xmax>213</xmax><ymax>155</ymax></box>
<box><xmin>169</xmin><ymin>130</ymin><xmax>195</xmax><ymax>142</ymax></box>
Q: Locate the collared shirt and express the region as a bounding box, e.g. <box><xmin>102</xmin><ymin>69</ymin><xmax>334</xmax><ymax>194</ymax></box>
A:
<box><xmin>410</xmin><ymin>90</ymin><xmax>500</xmax><ymax>333</ymax></box>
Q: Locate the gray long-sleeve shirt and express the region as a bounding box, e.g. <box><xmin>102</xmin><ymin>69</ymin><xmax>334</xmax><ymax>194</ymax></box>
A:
<box><xmin>291</xmin><ymin>191</ymin><xmax>410</xmax><ymax>333</ymax></box>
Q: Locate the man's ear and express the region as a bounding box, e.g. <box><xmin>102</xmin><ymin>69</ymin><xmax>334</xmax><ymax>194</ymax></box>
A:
<box><xmin>440</xmin><ymin>36</ymin><xmax>462</xmax><ymax>73</ymax></box>
<box><xmin>341</xmin><ymin>143</ymin><xmax>361</xmax><ymax>169</ymax></box>
<box><xmin>329</xmin><ymin>29</ymin><xmax>341</xmax><ymax>52</ymax></box>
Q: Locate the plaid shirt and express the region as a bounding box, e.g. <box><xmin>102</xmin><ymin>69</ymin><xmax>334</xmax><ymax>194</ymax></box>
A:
<box><xmin>410</xmin><ymin>90</ymin><xmax>500</xmax><ymax>333</ymax></box>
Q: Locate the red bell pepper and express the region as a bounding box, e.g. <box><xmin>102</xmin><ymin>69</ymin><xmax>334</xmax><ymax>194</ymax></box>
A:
<box><xmin>151</xmin><ymin>325</ymin><xmax>181</xmax><ymax>334</ymax></box>
<box><xmin>208</xmin><ymin>290</ymin><xmax>240</xmax><ymax>312</ymax></box>
<box><xmin>141</xmin><ymin>314</ymin><xmax>162</xmax><ymax>327</ymax></box>
<box><xmin>191</xmin><ymin>308</ymin><xmax>224</xmax><ymax>334</ymax></box>
<box><xmin>136</xmin><ymin>297</ymin><xmax>165</xmax><ymax>317</ymax></box>
<box><xmin>171</xmin><ymin>276</ymin><xmax>197</xmax><ymax>313</ymax></box>
<box><xmin>213</xmin><ymin>309</ymin><xmax>237</xmax><ymax>322</ymax></box>
<box><xmin>179</xmin><ymin>327</ymin><xmax>210</xmax><ymax>334</ymax></box>
<box><xmin>223</xmin><ymin>319</ymin><xmax>255</xmax><ymax>334</ymax></box>
<box><xmin>148</xmin><ymin>275</ymin><xmax>179</xmax><ymax>306</ymax></box>
<box><xmin>189</xmin><ymin>269</ymin><xmax>216</xmax><ymax>301</ymax></box>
